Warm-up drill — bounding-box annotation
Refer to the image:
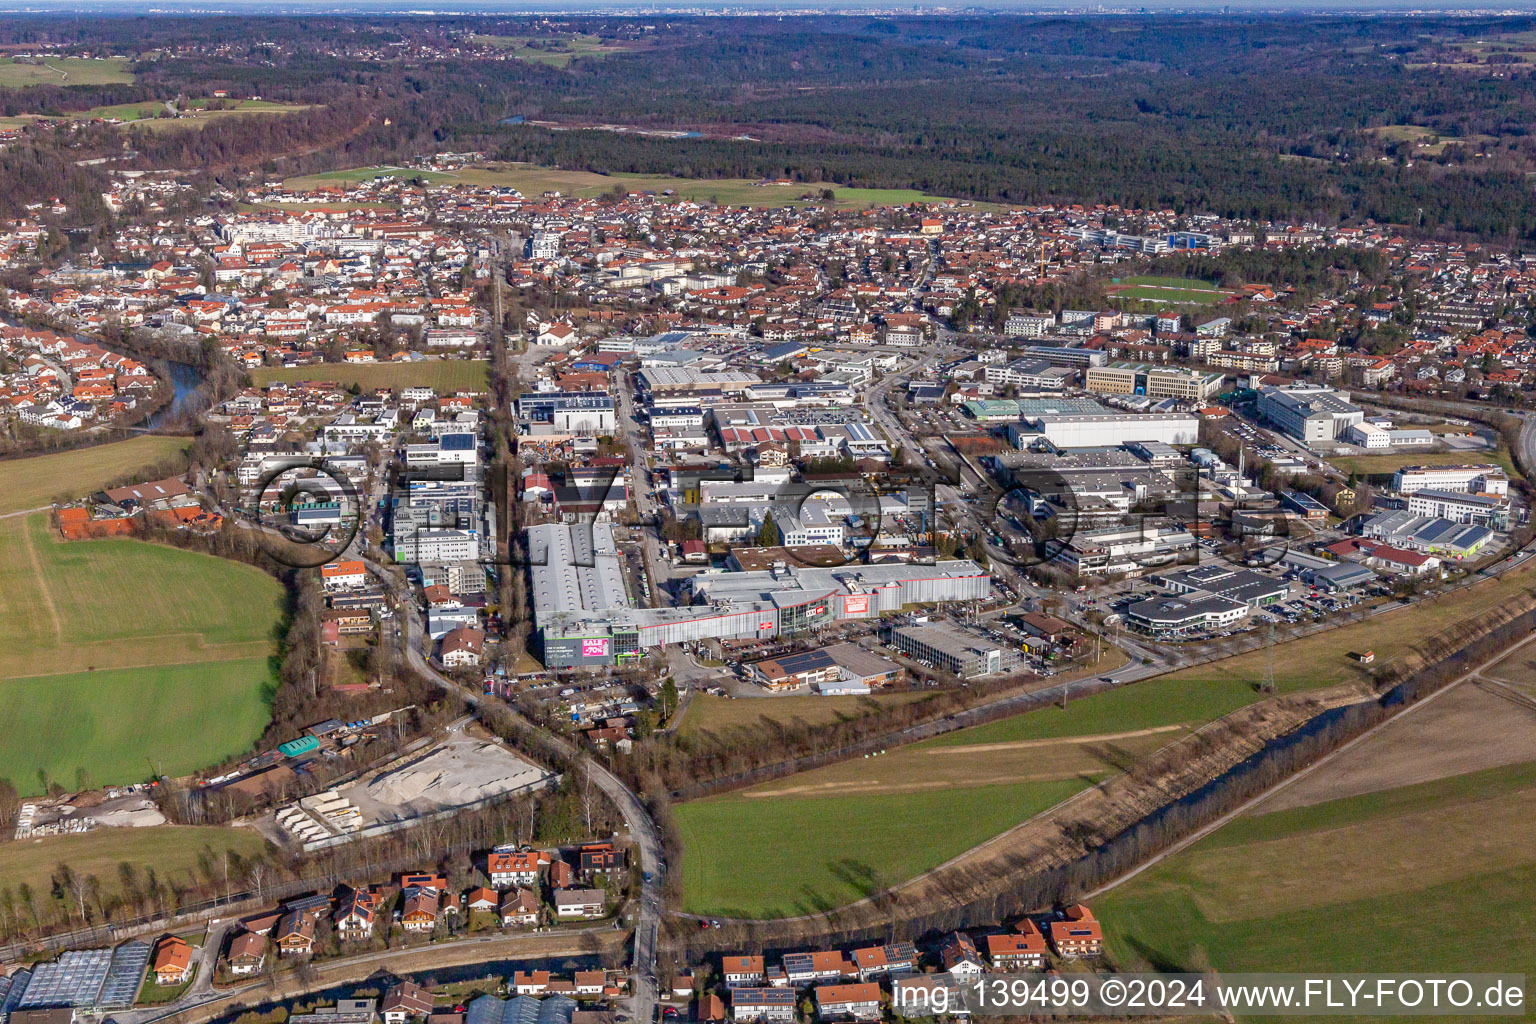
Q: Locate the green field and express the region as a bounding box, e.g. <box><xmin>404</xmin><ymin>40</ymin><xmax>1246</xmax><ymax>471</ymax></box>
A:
<box><xmin>249</xmin><ymin>359</ymin><xmax>489</xmax><ymax>393</ymax></box>
<box><xmin>469</xmin><ymin>33</ymin><xmax>627</xmax><ymax>67</ymax></box>
<box><xmin>1108</xmin><ymin>275</ymin><xmax>1238</xmax><ymax>306</ymax></box>
<box><xmin>678</xmin><ymin>692</ymin><xmax>936</xmax><ymax>738</ymax></box>
<box><xmin>673</xmin><ymin>553</ymin><xmax>1536</xmax><ymax>918</ymax></box>
<box><xmin>675</xmin><ymin>779</ymin><xmax>1089</xmax><ymax>918</ymax></box>
<box><xmin>0</xmin><ymin>56</ymin><xmax>132</xmax><ymax>88</ymax></box>
<box><xmin>1098</xmin><ymin>763</ymin><xmax>1536</xmax><ymax>1012</ymax></box>
<box><xmin>1328</xmin><ymin>447</ymin><xmax>1517</xmax><ymax>480</ymax></box>
<box><xmin>286</xmin><ymin>162</ymin><xmax>993</xmax><ymax>210</ymax></box>
<box><xmin>0</xmin><ymin>514</ymin><xmax>285</xmax><ymax>794</ymax></box>
<box><xmin>0</xmin><ymin>436</ymin><xmax>189</xmax><ymax>515</ymax></box>
<box><xmin>0</xmin><ymin>824</ymin><xmax>270</xmax><ymax>911</ymax></box>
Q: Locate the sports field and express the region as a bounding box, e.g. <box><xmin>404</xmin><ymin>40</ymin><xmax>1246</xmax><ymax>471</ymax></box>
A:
<box><xmin>675</xmin><ymin>779</ymin><xmax>1088</xmax><ymax>918</ymax></box>
<box><xmin>0</xmin><ymin>56</ymin><xmax>132</xmax><ymax>88</ymax></box>
<box><xmin>1107</xmin><ymin>275</ymin><xmax>1239</xmax><ymax>306</ymax></box>
<box><xmin>0</xmin><ymin>436</ymin><xmax>188</xmax><ymax>515</ymax></box>
<box><xmin>249</xmin><ymin>359</ymin><xmax>489</xmax><ymax>393</ymax></box>
<box><xmin>0</xmin><ymin>513</ymin><xmax>284</xmax><ymax>794</ymax></box>
<box><xmin>286</xmin><ymin>163</ymin><xmax>987</xmax><ymax>210</ymax></box>
<box><xmin>0</xmin><ymin>824</ymin><xmax>269</xmax><ymax>914</ymax></box>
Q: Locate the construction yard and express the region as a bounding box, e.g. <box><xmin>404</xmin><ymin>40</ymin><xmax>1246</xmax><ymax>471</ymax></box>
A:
<box><xmin>340</xmin><ymin>731</ymin><xmax>554</xmax><ymax>824</ymax></box>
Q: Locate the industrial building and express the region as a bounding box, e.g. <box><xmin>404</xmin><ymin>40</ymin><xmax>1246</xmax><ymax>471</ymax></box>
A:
<box><xmin>1405</xmin><ymin>488</ymin><xmax>1509</xmax><ymax>529</ymax></box>
<box><xmin>885</xmin><ymin>621</ymin><xmax>1020</xmax><ymax>678</ymax></box>
<box><xmin>1359</xmin><ymin>510</ymin><xmax>1493</xmax><ymax>560</ymax></box>
<box><xmin>1055</xmin><ymin>524</ymin><xmax>1197</xmax><ymax>576</ymax></box>
<box><xmin>530</xmin><ymin>524</ymin><xmax>990</xmax><ymax>667</ymax></box>
<box><xmin>1256</xmin><ymin>384</ymin><xmax>1364</xmax><ymax>443</ymax></box>
<box><xmin>748</xmin><ymin>643</ymin><xmax>905</xmax><ymax>692</ymax></box>
<box><xmin>1127</xmin><ymin>593</ymin><xmax>1249</xmax><ymax>635</ymax></box>
<box><xmin>1152</xmin><ymin>565</ymin><xmax>1289</xmax><ymax>607</ymax></box>
<box><xmin>1391</xmin><ymin>464</ymin><xmax>1509</xmax><ymax>497</ymax></box>
<box><xmin>1085</xmin><ymin>363</ymin><xmax>1225</xmax><ymax>401</ymax></box>
<box><xmin>1009</xmin><ymin>411</ymin><xmax>1199</xmax><ymax>449</ymax></box>
<box><xmin>515</xmin><ymin>392</ymin><xmax>616</xmax><ymax>436</ymax></box>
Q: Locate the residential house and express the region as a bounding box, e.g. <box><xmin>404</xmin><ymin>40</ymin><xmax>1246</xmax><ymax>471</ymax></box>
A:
<box><xmin>381</xmin><ymin>981</ymin><xmax>435</xmax><ymax>1024</ymax></box>
<box><xmin>513</xmin><ymin>972</ymin><xmax>551</xmax><ymax>996</ymax></box>
<box><xmin>465</xmin><ymin>887</ymin><xmax>499</xmax><ymax>913</ymax></box>
<box><xmin>782</xmin><ymin>951</ymin><xmax>854</xmax><ymax>988</ymax></box>
<box><xmin>487</xmin><ymin>849</ymin><xmax>547</xmax><ymax>889</ymax></box>
<box><xmin>730</xmin><ymin>988</ymin><xmax>795</xmax><ymax>1023</ymax></box>
<box><xmin>499</xmin><ymin>888</ymin><xmax>540</xmax><ymax>928</ymax></box>
<box><xmin>850</xmin><ymin>942</ymin><xmax>915</xmax><ymax>980</ymax></box>
<box><xmin>573</xmin><ymin>972</ymin><xmax>606</xmax><ymax>997</ymax></box>
<box><xmin>227</xmin><ymin>931</ymin><xmax>266</xmax><ymax>977</ymax></box>
<box><xmin>937</xmin><ymin>932</ymin><xmax>984</xmax><ymax>977</ymax></box>
<box><xmin>336</xmin><ymin>889</ymin><xmax>379</xmax><ymax>941</ymax></box>
<box><xmin>275</xmin><ymin>911</ymin><xmax>316</xmax><ymax>957</ymax></box>
<box><xmin>722</xmin><ymin>955</ymin><xmax>767</xmax><ymax>987</ymax></box>
<box><xmin>814</xmin><ymin>983</ymin><xmax>882</xmax><ymax>1022</ymax></box>
<box><xmin>401</xmin><ymin>889</ymin><xmax>440</xmax><ymax>933</ymax></box>
<box><xmin>152</xmin><ymin>935</ymin><xmax>194</xmax><ymax>987</ymax></box>
<box><xmin>986</xmin><ymin>923</ymin><xmax>1046</xmax><ymax>970</ymax></box>
<box><xmin>553</xmin><ymin>888</ymin><xmax>606</xmax><ymax>920</ymax></box>
<box><xmin>578</xmin><ymin>843</ymin><xmax>624</xmax><ymax>880</ymax></box>
<box><xmin>1049</xmin><ymin>905</ymin><xmax>1103</xmax><ymax>958</ymax></box>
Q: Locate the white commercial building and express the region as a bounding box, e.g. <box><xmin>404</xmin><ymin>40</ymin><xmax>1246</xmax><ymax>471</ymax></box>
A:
<box><xmin>1391</xmin><ymin>464</ymin><xmax>1509</xmax><ymax>497</ymax></box>
<box><xmin>1015</xmin><ymin>412</ymin><xmax>1199</xmax><ymax>449</ymax></box>
<box><xmin>1257</xmin><ymin>384</ymin><xmax>1363</xmax><ymax>443</ymax></box>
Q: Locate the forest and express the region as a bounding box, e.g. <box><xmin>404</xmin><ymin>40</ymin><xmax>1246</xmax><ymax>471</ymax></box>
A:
<box><xmin>10</xmin><ymin>14</ymin><xmax>1536</xmax><ymax>239</ymax></box>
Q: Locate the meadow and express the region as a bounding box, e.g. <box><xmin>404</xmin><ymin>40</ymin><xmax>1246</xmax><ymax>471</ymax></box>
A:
<box><xmin>468</xmin><ymin>33</ymin><xmax>628</xmax><ymax>67</ymax></box>
<box><xmin>1098</xmin><ymin>761</ymin><xmax>1536</xmax><ymax>1011</ymax></box>
<box><xmin>1327</xmin><ymin>446</ymin><xmax>1517</xmax><ymax>480</ymax></box>
<box><xmin>677</xmin><ymin>691</ymin><xmax>936</xmax><ymax>738</ymax></box>
<box><xmin>0</xmin><ymin>514</ymin><xmax>284</xmax><ymax>794</ymax></box>
<box><xmin>675</xmin><ymin>779</ymin><xmax>1088</xmax><ymax>918</ymax></box>
<box><xmin>0</xmin><ymin>825</ymin><xmax>269</xmax><ymax>905</ymax></box>
<box><xmin>673</xmin><ymin>552</ymin><xmax>1536</xmax><ymax>917</ymax></box>
<box><xmin>0</xmin><ymin>436</ymin><xmax>188</xmax><ymax>515</ymax></box>
<box><xmin>249</xmin><ymin>359</ymin><xmax>489</xmax><ymax>393</ymax></box>
<box><xmin>286</xmin><ymin>162</ymin><xmax>990</xmax><ymax>210</ymax></box>
<box><xmin>0</xmin><ymin>56</ymin><xmax>132</xmax><ymax>88</ymax></box>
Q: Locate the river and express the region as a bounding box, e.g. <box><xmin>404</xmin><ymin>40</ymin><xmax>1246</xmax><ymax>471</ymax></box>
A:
<box><xmin>147</xmin><ymin>359</ymin><xmax>206</xmax><ymax>429</ymax></box>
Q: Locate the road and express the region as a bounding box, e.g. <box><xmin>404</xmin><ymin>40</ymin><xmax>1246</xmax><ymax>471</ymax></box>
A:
<box><xmin>110</xmin><ymin>925</ymin><xmax>626</xmax><ymax>1024</ymax></box>
<box><xmin>360</xmin><ymin>552</ymin><xmax>662</xmax><ymax>1024</ymax></box>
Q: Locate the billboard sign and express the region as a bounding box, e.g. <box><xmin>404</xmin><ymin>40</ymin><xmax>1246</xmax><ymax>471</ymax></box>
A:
<box><xmin>844</xmin><ymin>594</ymin><xmax>871</xmax><ymax>614</ymax></box>
<box><xmin>581</xmin><ymin>637</ymin><xmax>611</xmax><ymax>658</ymax></box>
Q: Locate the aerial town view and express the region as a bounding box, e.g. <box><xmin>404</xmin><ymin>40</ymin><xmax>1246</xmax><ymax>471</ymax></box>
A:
<box><xmin>2</xmin><ymin>4</ymin><xmax>1536</xmax><ymax>1022</ymax></box>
